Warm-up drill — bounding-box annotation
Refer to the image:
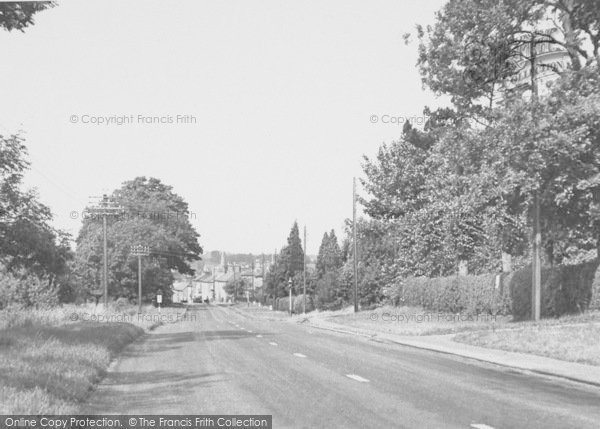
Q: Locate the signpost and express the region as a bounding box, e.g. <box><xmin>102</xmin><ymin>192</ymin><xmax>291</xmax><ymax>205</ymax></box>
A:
<box><xmin>156</xmin><ymin>290</ymin><xmax>163</xmax><ymax>313</ymax></box>
<box><xmin>288</xmin><ymin>278</ymin><xmax>292</xmax><ymax>317</ymax></box>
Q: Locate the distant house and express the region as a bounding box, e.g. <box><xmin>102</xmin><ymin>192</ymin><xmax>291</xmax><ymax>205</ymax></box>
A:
<box><xmin>193</xmin><ymin>270</ymin><xmax>229</xmax><ymax>302</ymax></box>
<box><xmin>172</xmin><ymin>277</ymin><xmax>193</xmax><ymax>303</ymax></box>
<box><xmin>214</xmin><ymin>271</ymin><xmax>235</xmax><ymax>302</ymax></box>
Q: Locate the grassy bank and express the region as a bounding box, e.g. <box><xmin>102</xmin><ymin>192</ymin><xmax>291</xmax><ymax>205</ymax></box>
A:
<box><xmin>0</xmin><ymin>320</ymin><xmax>143</xmax><ymax>413</ymax></box>
<box><xmin>0</xmin><ymin>303</ymin><xmax>188</xmax><ymax>413</ymax></box>
<box><xmin>454</xmin><ymin>314</ymin><xmax>600</xmax><ymax>366</ymax></box>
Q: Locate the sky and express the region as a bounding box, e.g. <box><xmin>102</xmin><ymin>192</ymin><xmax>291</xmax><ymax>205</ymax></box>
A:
<box><xmin>0</xmin><ymin>0</ymin><xmax>446</xmax><ymax>255</ymax></box>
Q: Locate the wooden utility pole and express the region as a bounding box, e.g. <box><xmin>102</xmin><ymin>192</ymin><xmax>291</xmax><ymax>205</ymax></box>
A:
<box><xmin>530</xmin><ymin>33</ymin><xmax>541</xmax><ymax>322</ymax></box>
<box><xmin>87</xmin><ymin>194</ymin><xmax>122</xmax><ymax>309</ymax></box>
<box><xmin>353</xmin><ymin>178</ymin><xmax>358</xmax><ymax>313</ymax></box>
<box><xmin>132</xmin><ymin>245</ymin><xmax>150</xmax><ymax>312</ymax></box>
<box><xmin>303</xmin><ymin>225</ymin><xmax>307</xmax><ymax>314</ymax></box>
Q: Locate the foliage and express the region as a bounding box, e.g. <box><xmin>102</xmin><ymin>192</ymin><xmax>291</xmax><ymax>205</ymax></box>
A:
<box><xmin>74</xmin><ymin>177</ymin><xmax>202</xmax><ymax>300</ymax></box>
<box><xmin>0</xmin><ymin>1</ymin><xmax>54</xmax><ymax>32</ymax></box>
<box><xmin>224</xmin><ymin>278</ymin><xmax>247</xmax><ymax>302</ymax></box>
<box><xmin>316</xmin><ymin>230</ymin><xmax>342</xmax><ymax>276</ymax></box>
<box><xmin>0</xmin><ymin>267</ymin><xmax>59</xmax><ymax>309</ymax></box>
<box><xmin>0</xmin><ymin>134</ymin><xmax>73</xmax><ymax>305</ymax></box>
<box><xmin>263</xmin><ymin>222</ymin><xmax>305</xmax><ymax>299</ymax></box>
<box><xmin>508</xmin><ymin>260</ymin><xmax>600</xmax><ymax>320</ymax></box>
<box><xmin>393</xmin><ymin>273</ymin><xmax>511</xmax><ymax>316</ymax></box>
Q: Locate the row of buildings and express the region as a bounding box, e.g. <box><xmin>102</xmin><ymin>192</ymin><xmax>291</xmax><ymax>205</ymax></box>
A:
<box><xmin>172</xmin><ymin>252</ymin><xmax>266</xmax><ymax>303</ymax></box>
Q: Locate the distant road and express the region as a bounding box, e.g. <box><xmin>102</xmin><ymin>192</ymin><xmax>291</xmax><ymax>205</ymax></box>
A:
<box><xmin>83</xmin><ymin>305</ymin><xmax>600</xmax><ymax>429</ymax></box>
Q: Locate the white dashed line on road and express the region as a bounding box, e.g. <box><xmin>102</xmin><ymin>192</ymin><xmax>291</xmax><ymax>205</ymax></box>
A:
<box><xmin>247</xmin><ymin>330</ymin><xmax>253</xmax><ymax>333</ymax></box>
<box><xmin>293</xmin><ymin>353</ymin><xmax>307</xmax><ymax>358</ymax></box>
<box><xmin>346</xmin><ymin>374</ymin><xmax>370</xmax><ymax>383</ymax></box>
<box><xmin>471</xmin><ymin>425</ymin><xmax>495</xmax><ymax>429</ymax></box>
<box><xmin>256</xmin><ymin>335</ymin><xmax>263</xmax><ymax>338</ymax></box>
<box><xmin>269</xmin><ymin>342</ymin><xmax>278</xmax><ymax>346</ymax></box>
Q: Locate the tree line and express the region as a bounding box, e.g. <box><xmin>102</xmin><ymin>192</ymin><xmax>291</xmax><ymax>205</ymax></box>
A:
<box><xmin>266</xmin><ymin>0</ymin><xmax>600</xmax><ymax>310</ymax></box>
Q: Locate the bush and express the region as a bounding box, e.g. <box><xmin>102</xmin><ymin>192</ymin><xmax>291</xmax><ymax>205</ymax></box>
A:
<box><xmin>589</xmin><ymin>264</ymin><xmax>600</xmax><ymax>310</ymax></box>
<box><xmin>276</xmin><ymin>296</ymin><xmax>291</xmax><ymax>312</ymax></box>
<box><xmin>394</xmin><ymin>260</ymin><xmax>599</xmax><ymax>320</ymax></box>
<box><xmin>0</xmin><ymin>270</ymin><xmax>59</xmax><ymax>309</ymax></box>
<box><xmin>509</xmin><ymin>261</ymin><xmax>599</xmax><ymax>320</ymax></box>
<box><xmin>292</xmin><ymin>294</ymin><xmax>315</xmax><ymax>313</ymax></box>
<box><xmin>395</xmin><ymin>272</ymin><xmax>511</xmax><ymax>316</ymax></box>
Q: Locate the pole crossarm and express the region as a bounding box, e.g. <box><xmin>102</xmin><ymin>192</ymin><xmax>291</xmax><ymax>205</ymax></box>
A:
<box><xmin>131</xmin><ymin>245</ymin><xmax>150</xmax><ymax>256</ymax></box>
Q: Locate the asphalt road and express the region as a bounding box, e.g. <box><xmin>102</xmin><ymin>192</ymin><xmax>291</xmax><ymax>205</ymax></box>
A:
<box><xmin>83</xmin><ymin>305</ymin><xmax>600</xmax><ymax>429</ymax></box>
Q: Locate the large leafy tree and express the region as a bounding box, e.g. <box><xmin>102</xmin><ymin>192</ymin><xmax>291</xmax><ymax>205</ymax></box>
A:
<box><xmin>74</xmin><ymin>177</ymin><xmax>202</xmax><ymax>299</ymax></box>
<box><xmin>0</xmin><ymin>134</ymin><xmax>73</xmax><ymax>304</ymax></box>
<box><xmin>414</xmin><ymin>0</ymin><xmax>598</xmax><ymax>121</ymax></box>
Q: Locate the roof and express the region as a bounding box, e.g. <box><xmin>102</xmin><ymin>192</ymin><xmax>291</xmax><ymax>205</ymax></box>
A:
<box><xmin>195</xmin><ymin>272</ymin><xmax>215</xmax><ymax>282</ymax></box>
<box><xmin>215</xmin><ymin>271</ymin><xmax>235</xmax><ymax>282</ymax></box>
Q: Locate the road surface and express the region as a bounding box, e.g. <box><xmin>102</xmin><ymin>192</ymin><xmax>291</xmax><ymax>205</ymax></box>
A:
<box><xmin>82</xmin><ymin>305</ymin><xmax>600</xmax><ymax>429</ymax></box>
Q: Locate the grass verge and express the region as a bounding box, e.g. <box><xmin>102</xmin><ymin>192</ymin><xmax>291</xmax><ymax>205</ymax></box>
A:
<box><xmin>0</xmin><ymin>320</ymin><xmax>143</xmax><ymax>413</ymax></box>
<box><xmin>454</xmin><ymin>321</ymin><xmax>600</xmax><ymax>366</ymax></box>
<box><xmin>0</xmin><ymin>303</ymin><xmax>189</xmax><ymax>414</ymax></box>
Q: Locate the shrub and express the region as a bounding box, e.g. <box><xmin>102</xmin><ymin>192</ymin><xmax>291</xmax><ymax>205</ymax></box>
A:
<box><xmin>315</xmin><ymin>270</ymin><xmax>344</xmax><ymax>309</ymax></box>
<box><xmin>509</xmin><ymin>260</ymin><xmax>599</xmax><ymax>320</ymax></box>
<box><xmin>396</xmin><ymin>272</ymin><xmax>511</xmax><ymax>316</ymax></box>
<box><xmin>0</xmin><ymin>270</ymin><xmax>59</xmax><ymax>309</ymax></box>
<box><xmin>587</xmin><ymin>264</ymin><xmax>600</xmax><ymax>310</ymax></box>
<box><xmin>292</xmin><ymin>294</ymin><xmax>315</xmax><ymax>313</ymax></box>
<box><xmin>278</xmin><ymin>296</ymin><xmax>293</xmax><ymax>313</ymax></box>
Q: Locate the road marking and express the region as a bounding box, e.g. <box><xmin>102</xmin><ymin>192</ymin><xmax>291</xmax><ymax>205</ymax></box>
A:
<box><xmin>269</xmin><ymin>342</ymin><xmax>278</xmax><ymax>346</ymax></box>
<box><xmin>345</xmin><ymin>374</ymin><xmax>369</xmax><ymax>383</ymax></box>
<box><xmin>256</xmin><ymin>335</ymin><xmax>263</xmax><ymax>338</ymax></box>
<box><xmin>471</xmin><ymin>424</ymin><xmax>495</xmax><ymax>429</ymax></box>
<box><xmin>293</xmin><ymin>353</ymin><xmax>307</xmax><ymax>358</ymax></box>
<box><xmin>247</xmin><ymin>330</ymin><xmax>253</xmax><ymax>333</ymax></box>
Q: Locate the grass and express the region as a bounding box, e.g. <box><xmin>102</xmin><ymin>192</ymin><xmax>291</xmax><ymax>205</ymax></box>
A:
<box><xmin>454</xmin><ymin>322</ymin><xmax>600</xmax><ymax>366</ymax></box>
<box><xmin>317</xmin><ymin>305</ymin><xmax>513</xmax><ymax>336</ymax></box>
<box><xmin>0</xmin><ymin>320</ymin><xmax>143</xmax><ymax>413</ymax></box>
<box><xmin>0</xmin><ymin>302</ymin><xmax>188</xmax><ymax>413</ymax></box>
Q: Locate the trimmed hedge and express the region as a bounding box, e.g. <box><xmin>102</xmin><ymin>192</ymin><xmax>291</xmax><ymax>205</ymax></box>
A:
<box><xmin>393</xmin><ymin>260</ymin><xmax>600</xmax><ymax>319</ymax></box>
<box><xmin>395</xmin><ymin>273</ymin><xmax>511</xmax><ymax>316</ymax></box>
<box><xmin>508</xmin><ymin>261</ymin><xmax>599</xmax><ymax>320</ymax></box>
<box><xmin>273</xmin><ymin>295</ymin><xmax>315</xmax><ymax>314</ymax></box>
<box><xmin>590</xmin><ymin>264</ymin><xmax>600</xmax><ymax>310</ymax></box>
<box><xmin>292</xmin><ymin>294</ymin><xmax>315</xmax><ymax>314</ymax></box>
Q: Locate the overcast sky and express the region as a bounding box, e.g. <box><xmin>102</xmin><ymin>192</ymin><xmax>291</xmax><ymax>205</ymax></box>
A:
<box><xmin>0</xmin><ymin>0</ymin><xmax>446</xmax><ymax>255</ymax></box>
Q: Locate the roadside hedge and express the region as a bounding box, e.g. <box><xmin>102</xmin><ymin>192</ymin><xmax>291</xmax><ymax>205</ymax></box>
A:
<box><xmin>395</xmin><ymin>273</ymin><xmax>511</xmax><ymax>316</ymax></box>
<box><xmin>292</xmin><ymin>294</ymin><xmax>315</xmax><ymax>314</ymax></box>
<box><xmin>393</xmin><ymin>259</ymin><xmax>600</xmax><ymax>319</ymax></box>
<box><xmin>273</xmin><ymin>295</ymin><xmax>315</xmax><ymax>314</ymax></box>
<box><xmin>590</xmin><ymin>264</ymin><xmax>600</xmax><ymax>311</ymax></box>
<box><xmin>508</xmin><ymin>261</ymin><xmax>599</xmax><ymax>320</ymax></box>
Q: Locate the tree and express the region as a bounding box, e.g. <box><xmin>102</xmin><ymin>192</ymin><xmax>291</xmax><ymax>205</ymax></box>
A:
<box><xmin>0</xmin><ymin>134</ymin><xmax>73</xmax><ymax>305</ymax></box>
<box><xmin>225</xmin><ymin>278</ymin><xmax>246</xmax><ymax>302</ymax></box>
<box><xmin>414</xmin><ymin>0</ymin><xmax>598</xmax><ymax>122</ymax></box>
<box><xmin>74</xmin><ymin>177</ymin><xmax>202</xmax><ymax>300</ymax></box>
<box><xmin>316</xmin><ymin>229</ymin><xmax>342</xmax><ymax>277</ymax></box>
<box><xmin>0</xmin><ymin>1</ymin><xmax>54</xmax><ymax>32</ymax></box>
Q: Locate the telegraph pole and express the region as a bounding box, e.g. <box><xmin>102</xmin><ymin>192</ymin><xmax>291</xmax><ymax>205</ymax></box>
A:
<box><xmin>303</xmin><ymin>225</ymin><xmax>307</xmax><ymax>314</ymax></box>
<box><xmin>530</xmin><ymin>33</ymin><xmax>541</xmax><ymax>322</ymax></box>
<box><xmin>132</xmin><ymin>245</ymin><xmax>150</xmax><ymax>312</ymax></box>
<box><xmin>87</xmin><ymin>194</ymin><xmax>123</xmax><ymax>309</ymax></box>
<box><xmin>353</xmin><ymin>178</ymin><xmax>358</xmax><ymax>313</ymax></box>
